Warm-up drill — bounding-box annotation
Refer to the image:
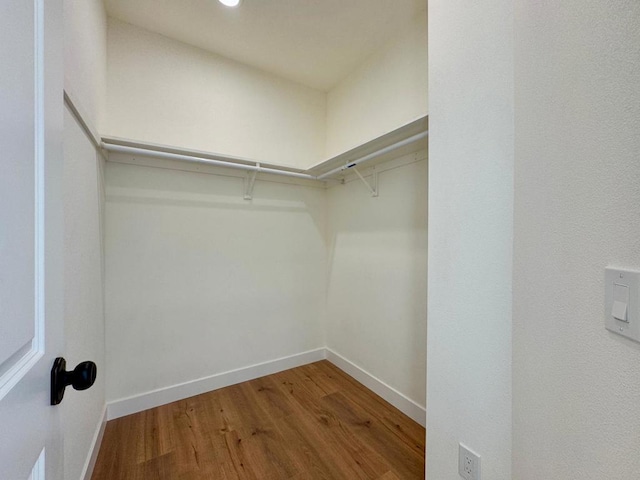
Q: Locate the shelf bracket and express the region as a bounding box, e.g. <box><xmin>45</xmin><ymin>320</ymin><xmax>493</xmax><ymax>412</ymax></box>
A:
<box><xmin>244</xmin><ymin>164</ymin><xmax>259</xmax><ymax>200</ymax></box>
<box><xmin>351</xmin><ymin>166</ymin><xmax>378</xmax><ymax>197</ymax></box>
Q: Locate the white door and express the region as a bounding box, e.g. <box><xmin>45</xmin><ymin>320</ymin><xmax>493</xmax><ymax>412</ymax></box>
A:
<box><xmin>0</xmin><ymin>0</ymin><xmax>64</xmax><ymax>478</ymax></box>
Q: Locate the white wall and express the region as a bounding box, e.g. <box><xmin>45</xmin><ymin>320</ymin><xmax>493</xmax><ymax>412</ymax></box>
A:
<box><xmin>106</xmin><ymin>13</ymin><xmax>427</xmax><ymax>167</ymax></box>
<box><xmin>64</xmin><ymin>0</ymin><xmax>107</xmax><ymax>130</ymax></box>
<box><xmin>325</xmin><ymin>10</ymin><xmax>428</xmax><ymax>158</ymax></box>
<box><xmin>325</xmin><ymin>153</ymin><xmax>428</xmax><ymax>413</ymax></box>
<box><xmin>106</xmin><ymin>19</ymin><xmax>326</xmax><ymax>169</ymax></box>
<box><xmin>62</xmin><ymin>106</ymin><xmax>106</xmax><ymax>480</ymax></box>
<box><xmin>426</xmin><ymin>0</ymin><xmax>513</xmax><ymax>478</ymax></box>
<box><xmin>513</xmin><ymin>1</ymin><xmax>640</xmax><ymax>478</ymax></box>
<box><xmin>104</xmin><ymin>161</ymin><xmax>327</xmax><ymax>402</ymax></box>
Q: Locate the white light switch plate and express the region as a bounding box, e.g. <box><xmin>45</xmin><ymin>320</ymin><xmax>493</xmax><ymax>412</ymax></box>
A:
<box><xmin>605</xmin><ymin>267</ymin><xmax>640</xmax><ymax>343</ymax></box>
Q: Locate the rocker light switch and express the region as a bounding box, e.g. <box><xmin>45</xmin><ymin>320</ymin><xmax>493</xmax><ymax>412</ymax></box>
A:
<box><xmin>612</xmin><ymin>284</ymin><xmax>629</xmax><ymax>322</ymax></box>
<box><xmin>605</xmin><ymin>268</ymin><xmax>640</xmax><ymax>343</ymax></box>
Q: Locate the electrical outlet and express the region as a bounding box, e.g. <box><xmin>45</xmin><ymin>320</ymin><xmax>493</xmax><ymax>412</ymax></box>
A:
<box><xmin>458</xmin><ymin>444</ymin><xmax>481</xmax><ymax>480</ymax></box>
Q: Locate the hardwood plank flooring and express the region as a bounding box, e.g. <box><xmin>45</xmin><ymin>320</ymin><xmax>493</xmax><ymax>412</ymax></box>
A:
<box><xmin>92</xmin><ymin>361</ymin><xmax>425</xmax><ymax>480</ymax></box>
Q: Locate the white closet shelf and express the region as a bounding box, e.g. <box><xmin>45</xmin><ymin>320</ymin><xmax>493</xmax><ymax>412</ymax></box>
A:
<box><xmin>100</xmin><ymin>115</ymin><xmax>428</xmax><ymax>183</ymax></box>
<box><xmin>101</xmin><ymin>136</ymin><xmax>315</xmax><ymax>180</ymax></box>
<box><xmin>308</xmin><ymin>115</ymin><xmax>429</xmax><ymax>178</ymax></box>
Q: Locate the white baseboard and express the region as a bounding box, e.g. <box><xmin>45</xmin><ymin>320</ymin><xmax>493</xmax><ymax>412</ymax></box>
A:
<box><xmin>325</xmin><ymin>348</ymin><xmax>426</xmax><ymax>427</ymax></box>
<box><xmin>106</xmin><ymin>347</ymin><xmax>425</xmax><ymax>428</ymax></box>
<box><xmin>80</xmin><ymin>404</ymin><xmax>107</xmax><ymax>480</ymax></box>
<box><xmin>106</xmin><ymin>348</ymin><xmax>327</xmax><ymax>420</ymax></box>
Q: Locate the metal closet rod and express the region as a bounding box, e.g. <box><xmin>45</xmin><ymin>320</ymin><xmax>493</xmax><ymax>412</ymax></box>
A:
<box><xmin>101</xmin><ymin>130</ymin><xmax>428</xmax><ymax>182</ymax></box>
<box><xmin>101</xmin><ymin>143</ymin><xmax>316</xmax><ymax>180</ymax></box>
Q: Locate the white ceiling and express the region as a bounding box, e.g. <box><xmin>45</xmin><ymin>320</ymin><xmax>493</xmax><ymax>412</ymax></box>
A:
<box><xmin>104</xmin><ymin>0</ymin><xmax>426</xmax><ymax>91</ymax></box>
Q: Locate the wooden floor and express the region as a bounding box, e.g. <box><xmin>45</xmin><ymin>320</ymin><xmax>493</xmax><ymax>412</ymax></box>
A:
<box><xmin>92</xmin><ymin>361</ymin><xmax>425</xmax><ymax>479</ymax></box>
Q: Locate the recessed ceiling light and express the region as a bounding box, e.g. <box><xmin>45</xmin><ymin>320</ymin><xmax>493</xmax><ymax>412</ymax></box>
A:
<box><xmin>219</xmin><ymin>0</ymin><xmax>241</xmax><ymax>7</ymax></box>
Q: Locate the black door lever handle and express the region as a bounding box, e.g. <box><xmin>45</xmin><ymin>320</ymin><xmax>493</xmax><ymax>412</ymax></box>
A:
<box><xmin>51</xmin><ymin>357</ymin><xmax>97</xmax><ymax>405</ymax></box>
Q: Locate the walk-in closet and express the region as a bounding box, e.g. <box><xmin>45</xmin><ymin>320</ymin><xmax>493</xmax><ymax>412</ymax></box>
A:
<box><xmin>60</xmin><ymin>0</ymin><xmax>429</xmax><ymax>478</ymax></box>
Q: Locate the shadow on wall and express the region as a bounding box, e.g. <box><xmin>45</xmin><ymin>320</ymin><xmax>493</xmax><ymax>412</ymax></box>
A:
<box><xmin>106</xmin><ymin>160</ymin><xmax>327</xmax><ymax>233</ymax></box>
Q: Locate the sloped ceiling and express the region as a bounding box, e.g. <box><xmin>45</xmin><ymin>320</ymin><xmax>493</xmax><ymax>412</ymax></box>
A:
<box><xmin>104</xmin><ymin>0</ymin><xmax>426</xmax><ymax>91</ymax></box>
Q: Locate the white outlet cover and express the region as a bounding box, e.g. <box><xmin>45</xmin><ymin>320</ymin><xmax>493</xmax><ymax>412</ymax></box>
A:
<box><xmin>458</xmin><ymin>444</ymin><xmax>481</xmax><ymax>480</ymax></box>
<box><xmin>605</xmin><ymin>267</ymin><xmax>640</xmax><ymax>344</ymax></box>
